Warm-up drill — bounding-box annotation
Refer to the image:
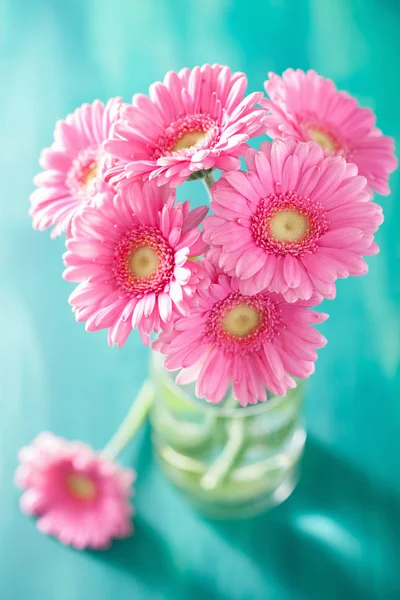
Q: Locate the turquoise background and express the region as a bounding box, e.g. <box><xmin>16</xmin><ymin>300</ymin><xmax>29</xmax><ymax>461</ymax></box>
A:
<box><xmin>1</xmin><ymin>0</ymin><xmax>399</xmax><ymax>598</ymax></box>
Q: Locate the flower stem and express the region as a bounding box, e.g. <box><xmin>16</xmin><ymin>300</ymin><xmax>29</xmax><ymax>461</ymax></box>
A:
<box><xmin>200</xmin><ymin>415</ymin><xmax>246</xmax><ymax>490</ymax></box>
<box><xmin>101</xmin><ymin>380</ymin><xmax>155</xmax><ymax>460</ymax></box>
<box><xmin>202</xmin><ymin>169</ymin><xmax>215</xmax><ymax>193</ymax></box>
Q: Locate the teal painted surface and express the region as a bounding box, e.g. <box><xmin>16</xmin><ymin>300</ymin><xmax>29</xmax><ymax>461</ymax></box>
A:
<box><xmin>1</xmin><ymin>0</ymin><xmax>399</xmax><ymax>598</ymax></box>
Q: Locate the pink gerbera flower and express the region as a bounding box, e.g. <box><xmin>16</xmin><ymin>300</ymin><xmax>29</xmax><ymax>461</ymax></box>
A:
<box><xmin>104</xmin><ymin>64</ymin><xmax>267</xmax><ymax>188</ymax></box>
<box><xmin>262</xmin><ymin>69</ymin><xmax>397</xmax><ymax>195</ymax></box>
<box><xmin>203</xmin><ymin>139</ymin><xmax>383</xmax><ymax>302</ymax></box>
<box><xmin>63</xmin><ymin>181</ymin><xmax>208</xmax><ymax>347</ymax></box>
<box><xmin>29</xmin><ymin>98</ymin><xmax>123</xmax><ymax>238</ymax></box>
<box><xmin>15</xmin><ymin>432</ymin><xmax>135</xmax><ymax>550</ymax></box>
<box><xmin>153</xmin><ymin>263</ymin><xmax>327</xmax><ymax>406</ymax></box>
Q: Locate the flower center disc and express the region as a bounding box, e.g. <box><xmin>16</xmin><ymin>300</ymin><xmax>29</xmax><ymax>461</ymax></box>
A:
<box><xmin>67</xmin><ymin>473</ymin><xmax>97</xmax><ymax>501</ymax></box>
<box><xmin>129</xmin><ymin>246</ymin><xmax>159</xmax><ymax>278</ymax></box>
<box><xmin>223</xmin><ymin>304</ymin><xmax>260</xmax><ymax>338</ymax></box>
<box><xmin>172</xmin><ymin>130</ymin><xmax>207</xmax><ymax>152</ymax></box>
<box><xmin>113</xmin><ymin>226</ymin><xmax>174</xmax><ymax>296</ymax></box>
<box><xmin>270</xmin><ymin>210</ymin><xmax>308</xmax><ymax>242</ymax></box>
<box><xmin>308</xmin><ymin>128</ymin><xmax>336</xmax><ymax>153</ymax></box>
<box><xmin>66</xmin><ymin>148</ymin><xmax>102</xmax><ymax>202</ymax></box>
<box><xmin>82</xmin><ymin>163</ymin><xmax>99</xmax><ymax>188</ymax></box>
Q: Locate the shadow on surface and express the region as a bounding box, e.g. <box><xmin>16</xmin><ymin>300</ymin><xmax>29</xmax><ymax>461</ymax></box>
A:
<box><xmin>93</xmin><ymin>515</ymin><xmax>226</xmax><ymax>600</ymax></box>
<box><xmin>92</xmin><ymin>426</ymin><xmax>228</xmax><ymax>600</ymax></box>
<box><xmin>209</xmin><ymin>436</ymin><xmax>400</xmax><ymax>600</ymax></box>
<box><xmin>92</xmin><ymin>432</ymin><xmax>400</xmax><ymax>600</ymax></box>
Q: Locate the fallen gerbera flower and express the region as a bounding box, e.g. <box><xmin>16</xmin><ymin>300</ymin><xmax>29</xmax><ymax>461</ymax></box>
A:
<box><xmin>203</xmin><ymin>139</ymin><xmax>383</xmax><ymax>302</ymax></box>
<box><xmin>153</xmin><ymin>262</ymin><xmax>327</xmax><ymax>406</ymax></box>
<box><xmin>15</xmin><ymin>432</ymin><xmax>135</xmax><ymax>550</ymax></box>
<box><xmin>29</xmin><ymin>98</ymin><xmax>123</xmax><ymax>238</ymax></box>
<box><xmin>104</xmin><ymin>64</ymin><xmax>267</xmax><ymax>188</ymax></box>
<box><xmin>63</xmin><ymin>181</ymin><xmax>208</xmax><ymax>346</ymax></box>
<box><xmin>262</xmin><ymin>69</ymin><xmax>397</xmax><ymax>196</ymax></box>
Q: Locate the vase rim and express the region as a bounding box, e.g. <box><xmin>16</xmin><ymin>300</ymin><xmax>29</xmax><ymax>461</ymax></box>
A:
<box><xmin>151</xmin><ymin>350</ymin><xmax>302</xmax><ymax>417</ymax></box>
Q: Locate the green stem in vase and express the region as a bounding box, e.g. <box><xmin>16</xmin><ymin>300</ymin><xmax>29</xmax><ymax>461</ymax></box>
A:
<box><xmin>101</xmin><ymin>380</ymin><xmax>155</xmax><ymax>460</ymax></box>
<box><xmin>200</xmin><ymin>408</ymin><xmax>246</xmax><ymax>491</ymax></box>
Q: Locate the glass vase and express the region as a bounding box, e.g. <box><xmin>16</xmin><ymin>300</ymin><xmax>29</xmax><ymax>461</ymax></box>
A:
<box><xmin>150</xmin><ymin>352</ymin><xmax>306</xmax><ymax>519</ymax></box>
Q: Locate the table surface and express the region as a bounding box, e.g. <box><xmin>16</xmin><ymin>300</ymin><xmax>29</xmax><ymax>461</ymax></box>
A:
<box><xmin>1</xmin><ymin>1</ymin><xmax>399</xmax><ymax>598</ymax></box>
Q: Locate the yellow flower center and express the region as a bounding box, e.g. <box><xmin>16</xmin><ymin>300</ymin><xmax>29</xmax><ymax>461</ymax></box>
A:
<box><xmin>308</xmin><ymin>129</ymin><xmax>336</xmax><ymax>153</ymax></box>
<box><xmin>67</xmin><ymin>474</ymin><xmax>97</xmax><ymax>501</ymax></box>
<box><xmin>82</xmin><ymin>163</ymin><xmax>99</xmax><ymax>188</ymax></box>
<box><xmin>129</xmin><ymin>246</ymin><xmax>159</xmax><ymax>278</ymax></box>
<box><xmin>172</xmin><ymin>130</ymin><xmax>207</xmax><ymax>152</ymax></box>
<box><xmin>270</xmin><ymin>210</ymin><xmax>308</xmax><ymax>242</ymax></box>
<box><xmin>223</xmin><ymin>304</ymin><xmax>260</xmax><ymax>338</ymax></box>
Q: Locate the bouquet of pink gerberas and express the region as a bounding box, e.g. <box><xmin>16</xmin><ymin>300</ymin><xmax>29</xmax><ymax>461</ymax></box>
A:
<box><xmin>16</xmin><ymin>65</ymin><xmax>396</xmax><ymax>550</ymax></box>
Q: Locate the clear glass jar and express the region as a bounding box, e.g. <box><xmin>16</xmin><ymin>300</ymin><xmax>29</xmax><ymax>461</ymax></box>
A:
<box><xmin>150</xmin><ymin>352</ymin><xmax>306</xmax><ymax>519</ymax></box>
